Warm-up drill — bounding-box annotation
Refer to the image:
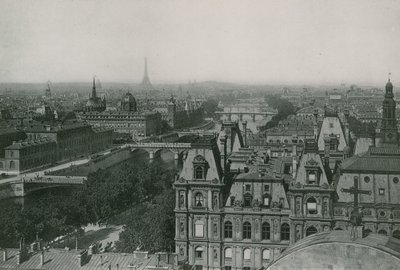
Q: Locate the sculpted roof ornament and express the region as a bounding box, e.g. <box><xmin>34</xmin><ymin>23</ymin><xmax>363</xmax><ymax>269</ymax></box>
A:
<box><xmin>306</xmin><ymin>158</ymin><xmax>319</xmax><ymax>167</ymax></box>
<box><xmin>193</xmin><ymin>154</ymin><xmax>207</xmax><ymax>164</ymax></box>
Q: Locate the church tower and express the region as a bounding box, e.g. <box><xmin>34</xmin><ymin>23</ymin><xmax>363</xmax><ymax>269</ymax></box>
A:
<box><xmin>91</xmin><ymin>76</ymin><xmax>97</xmax><ymax>99</ymax></box>
<box><xmin>381</xmin><ymin>76</ymin><xmax>398</xmax><ymax>145</ymax></box>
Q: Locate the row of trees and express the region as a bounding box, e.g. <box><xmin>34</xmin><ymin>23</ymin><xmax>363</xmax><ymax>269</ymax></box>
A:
<box><xmin>0</xmin><ymin>160</ymin><xmax>177</xmax><ymax>253</ymax></box>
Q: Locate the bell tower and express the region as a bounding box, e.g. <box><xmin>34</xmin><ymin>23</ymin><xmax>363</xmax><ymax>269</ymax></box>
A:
<box><xmin>381</xmin><ymin>74</ymin><xmax>398</xmax><ymax>145</ymax></box>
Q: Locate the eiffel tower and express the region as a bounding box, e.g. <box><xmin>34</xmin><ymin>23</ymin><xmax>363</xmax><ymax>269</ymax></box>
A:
<box><xmin>140</xmin><ymin>57</ymin><xmax>154</xmax><ymax>91</ymax></box>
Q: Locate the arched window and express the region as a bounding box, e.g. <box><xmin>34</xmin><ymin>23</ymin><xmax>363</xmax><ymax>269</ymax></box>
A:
<box><xmin>195</xmin><ymin>193</ymin><xmax>204</xmax><ymax>207</ymax></box>
<box><xmin>307</xmin><ymin>197</ymin><xmax>317</xmax><ymax>214</ymax></box>
<box><xmin>243</xmin><ymin>193</ymin><xmax>252</xmax><ymax>207</ymax></box>
<box><xmin>306</xmin><ymin>226</ymin><xmax>318</xmax><ymax>236</ymax></box>
<box><xmin>393</xmin><ymin>230</ymin><xmax>400</xmax><ymax>239</ymax></box>
<box><xmin>224</xmin><ymin>248</ymin><xmax>232</xmax><ymax>259</ymax></box>
<box><xmin>262</xmin><ymin>249</ymin><xmax>271</xmax><ymax>260</ymax></box>
<box><xmin>378</xmin><ymin>229</ymin><xmax>387</xmax><ymax>236</ymax></box>
<box><xmin>243</xmin><ymin>222</ymin><xmax>252</xmax><ymax>239</ymax></box>
<box><xmin>281</xmin><ymin>223</ymin><xmax>290</xmax><ymax>241</ymax></box>
<box><xmin>364</xmin><ymin>176</ymin><xmax>370</xmax><ymax>183</ymax></box>
<box><xmin>224</xmin><ymin>221</ymin><xmax>233</xmax><ymax>238</ymax></box>
<box><xmin>243</xmin><ymin>248</ymin><xmax>251</xmax><ymax>260</ymax></box>
<box><xmin>195</xmin><ymin>246</ymin><xmax>203</xmax><ymax>259</ymax></box>
<box><xmin>195</xmin><ymin>167</ymin><xmax>204</xmax><ymax>179</ymax></box>
<box><xmin>9</xmin><ymin>160</ymin><xmax>15</xmax><ymax>169</ymax></box>
<box><xmin>261</xmin><ymin>222</ymin><xmax>270</xmax><ymax>240</ymax></box>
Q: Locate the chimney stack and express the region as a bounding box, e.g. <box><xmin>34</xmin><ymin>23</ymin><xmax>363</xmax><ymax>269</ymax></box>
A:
<box><xmin>2</xmin><ymin>249</ymin><xmax>7</xmax><ymax>262</ymax></box>
<box><xmin>220</xmin><ymin>135</ymin><xmax>228</xmax><ymax>172</ymax></box>
<box><xmin>324</xmin><ymin>136</ymin><xmax>330</xmax><ymax>168</ymax></box>
<box><xmin>40</xmin><ymin>251</ymin><xmax>44</xmax><ymax>266</ymax></box>
<box><xmin>242</xmin><ymin>121</ymin><xmax>247</xmax><ymax>147</ymax></box>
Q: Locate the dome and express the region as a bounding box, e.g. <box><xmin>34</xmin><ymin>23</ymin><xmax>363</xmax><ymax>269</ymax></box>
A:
<box><xmin>121</xmin><ymin>92</ymin><xmax>137</xmax><ymax>112</ymax></box>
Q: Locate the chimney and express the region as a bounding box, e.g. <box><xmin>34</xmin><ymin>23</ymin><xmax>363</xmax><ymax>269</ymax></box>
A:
<box><xmin>368</xmin><ymin>126</ymin><xmax>376</xmax><ymax>147</ymax></box>
<box><xmin>324</xmin><ymin>136</ymin><xmax>330</xmax><ymax>168</ymax></box>
<box><xmin>40</xmin><ymin>251</ymin><xmax>44</xmax><ymax>266</ymax></box>
<box><xmin>220</xmin><ymin>135</ymin><xmax>228</xmax><ymax>172</ymax></box>
<box><xmin>344</xmin><ymin>109</ymin><xmax>350</xmax><ymax>145</ymax></box>
<box><xmin>17</xmin><ymin>252</ymin><xmax>22</xmax><ymax>265</ymax></box>
<box><xmin>313</xmin><ymin>109</ymin><xmax>319</xmax><ymax>139</ymax></box>
<box><xmin>2</xmin><ymin>249</ymin><xmax>7</xmax><ymax>262</ymax></box>
<box><xmin>242</xmin><ymin>121</ymin><xmax>247</xmax><ymax>147</ymax></box>
<box><xmin>116</xmin><ymin>263</ymin><xmax>120</xmax><ymax>270</ymax></box>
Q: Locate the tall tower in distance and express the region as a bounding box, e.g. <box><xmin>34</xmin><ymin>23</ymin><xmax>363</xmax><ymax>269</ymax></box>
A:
<box><xmin>140</xmin><ymin>57</ymin><xmax>154</xmax><ymax>91</ymax></box>
<box><xmin>381</xmin><ymin>74</ymin><xmax>398</xmax><ymax>145</ymax></box>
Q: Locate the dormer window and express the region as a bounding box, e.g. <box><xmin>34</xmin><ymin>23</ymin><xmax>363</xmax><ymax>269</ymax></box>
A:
<box><xmin>305</xmin><ymin>158</ymin><xmax>321</xmax><ymax>185</ymax></box>
<box><xmin>308</xmin><ymin>172</ymin><xmax>316</xmax><ymax>184</ymax></box>
<box><xmin>243</xmin><ymin>193</ymin><xmax>253</xmax><ymax>207</ymax></box>
<box><xmin>263</xmin><ymin>194</ymin><xmax>271</xmax><ymax>207</ymax></box>
<box><xmin>193</xmin><ymin>155</ymin><xmax>208</xmax><ymax>180</ymax></box>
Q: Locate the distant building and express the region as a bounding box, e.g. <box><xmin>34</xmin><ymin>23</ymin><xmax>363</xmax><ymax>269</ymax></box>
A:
<box><xmin>0</xmin><ymin>138</ymin><xmax>57</xmax><ymax>173</ymax></box>
<box><xmin>0</xmin><ymin>129</ymin><xmax>27</xmax><ymax>158</ymax></box>
<box><xmin>85</xmin><ymin>77</ymin><xmax>106</xmax><ymax>112</ymax></box>
<box><xmin>79</xmin><ymin>92</ymin><xmax>162</xmax><ymax>138</ymax></box>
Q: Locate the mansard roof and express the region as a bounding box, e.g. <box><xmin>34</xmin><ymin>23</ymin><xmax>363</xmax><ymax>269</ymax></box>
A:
<box><xmin>341</xmin><ymin>146</ymin><xmax>400</xmax><ymax>173</ymax></box>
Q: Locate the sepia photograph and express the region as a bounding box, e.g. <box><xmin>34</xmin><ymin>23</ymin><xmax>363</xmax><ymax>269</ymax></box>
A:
<box><xmin>0</xmin><ymin>0</ymin><xmax>400</xmax><ymax>269</ymax></box>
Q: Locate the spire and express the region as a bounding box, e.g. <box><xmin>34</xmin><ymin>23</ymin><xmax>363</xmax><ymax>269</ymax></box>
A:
<box><xmin>92</xmin><ymin>76</ymin><xmax>97</xmax><ymax>98</ymax></box>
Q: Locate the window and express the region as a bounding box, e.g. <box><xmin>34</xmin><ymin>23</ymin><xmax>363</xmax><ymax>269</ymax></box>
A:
<box><xmin>225</xmin><ymin>267</ymin><xmax>232</xmax><ymax>270</ymax></box>
<box><xmin>262</xmin><ymin>222</ymin><xmax>270</xmax><ymax>240</ymax></box>
<box><xmin>308</xmin><ymin>172</ymin><xmax>316</xmax><ymax>184</ymax></box>
<box><xmin>195</xmin><ymin>247</ymin><xmax>203</xmax><ymax>259</ymax></box>
<box><xmin>245</xmin><ymin>184</ymin><xmax>251</xmax><ymax>192</ymax></box>
<box><xmin>263</xmin><ymin>194</ymin><xmax>270</xmax><ymax>207</ymax></box>
<box><xmin>393</xmin><ymin>230</ymin><xmax>400</xmax><ymax>239</ymax></box>
<box><xmin>224</xmin><ymin>248</ymin><xmax>232</xmax><ymax>259</ymax></box>
<box><xmin>364</xmin><ymin>176</ymin><xmax>370</xmax><ymax>183</ymax></box>
<box><xmin>264</xmin><ymin>185</ymin><xmax>270</xmax><ymax>192</ymax></box>
<box><xmin>0</xmin><ymin>162</ymin><xmax>3</xmax><ymax>169</ymax></box>
<box><xmin>243</xmin><ymin>193</ymin><xmax>252</xmax><ymax>207</ymax></box>
<box><xmin>262</xmin><ymin>249</ymin><xmax>271</xmax><ymax>260</ymax></box>
<box><xmin>329</xmin><ymin>140</ymin><xmax>336</xmax><ymax>151</ymax></box>
<box><xmin>378</xmin><ymin>229</ymin><xmax>387</xmax><ymax>236</ymax></box>
<box><xmin>243</xmin><ymin>267</ymin><xmax>250</xmax><ymax>270</ymax></box>
<box><xmin>393</xmin><ymin>177</ymin><xmax>399</xmax><ymax>184</ymax></box>
<box><xmin>306</xmin><ymin>226</ymin><xmax>318</xmax><ymax>236</ymax></box>
<box><xmin>379</xmin><ymin>188</ymin><xmax>385</xmax><ymax>195</ymax></box>
<box><xmin>224</xmin><ymin>221</ymin><xmax>233</xmax><ymax>238</ymax></box>
<box><xmin>307</xmin><ymin>197</ymin><xmax>318</xmax><ymax>214</ymax></box>
<box><xmin>9</xmin><ymin>160</ymin><xmax>15</xmax><ymax>169</ymax></box>
<box><xmin>363</xmin><ymin>229</ymin><xmax>372</xmax><ymax>237</ymax></box>
<box><xmin>195</xmin><ymin>223</ymin><xmax>204</xmax><ymax>237</ymax></box>
<box><xmin>243</xmin><ymin>222</ymin><xmax>252</xmax><ymax>239</ymax></box>
<box><xmin>195</xmin><ymin>193</ymin><xmax>204</xmax><ymax>207</ymax></box>
<box><xmin>281</xmin><ymin>223</ymin><xmax>290</xmax><ymax>241</ymax></box>
<box><xmin>243</xmin><ymin>248</ymin><xmax>251</xmax><ymax>260</ymax></box>
<box><xmin>329</xmin><ymin>123</ymin><xmax>334</xmax><ymax>128</ymax></box>
<box><xmin>195</xmin><ymin>167</ymin><xmax>204</xmax><ymax>179</ymax></box>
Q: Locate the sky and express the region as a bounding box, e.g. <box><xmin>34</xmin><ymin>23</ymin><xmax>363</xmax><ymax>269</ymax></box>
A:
<box><xmin>0</xmin><ymin>0</ymin><xmax>400</xmax><ymax>86</ymax></box>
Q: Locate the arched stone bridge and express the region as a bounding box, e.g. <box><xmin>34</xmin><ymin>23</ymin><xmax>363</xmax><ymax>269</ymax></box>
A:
<box><xmin>122</xmin><ymin>142</ymin><xmax>193</xmax><ymax>160</ymax></box>
<box><xmin>7</xmin><ymin>175</ymin><xmax>87</xmax><ymax>197</ymax></box>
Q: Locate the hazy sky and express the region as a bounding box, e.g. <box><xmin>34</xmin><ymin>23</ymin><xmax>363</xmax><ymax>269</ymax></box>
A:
<box><xmin>1</xmin><ymin>0</ymin><xmax>400</xmax><ymax>85</ymax></box>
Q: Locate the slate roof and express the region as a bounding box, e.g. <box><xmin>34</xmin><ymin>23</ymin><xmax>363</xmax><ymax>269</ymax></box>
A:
<box><xmin>341</xmin><ymin>146</ymin><xmax>400</xmax><ymax>173</ymax></box>
<box><xmin>0</xmin><ymin>249</ymin><xmax>175</xmax><ymax>270</ymax></box>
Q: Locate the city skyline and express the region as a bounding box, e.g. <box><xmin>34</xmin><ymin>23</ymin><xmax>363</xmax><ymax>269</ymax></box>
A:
<box><xmin>1</xmin><ymin>0</ymin><xmax>400</xmax><ymax>86</ymax></box>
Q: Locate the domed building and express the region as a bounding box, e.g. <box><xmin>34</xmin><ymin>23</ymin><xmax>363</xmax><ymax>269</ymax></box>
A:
<box><xmin>121</xmin><ymin>92</ymin><xmax>137</xmax><ymax>112</ymax></box>
<box><xmin>85</xmin><ymin>77</ymin><xmax>106</xmax><ymax>112</ymax></box>
<box><xmin>267</xmin><ymin>229</ymin><xmax>400</xmax><ymax>270</ymax></box>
